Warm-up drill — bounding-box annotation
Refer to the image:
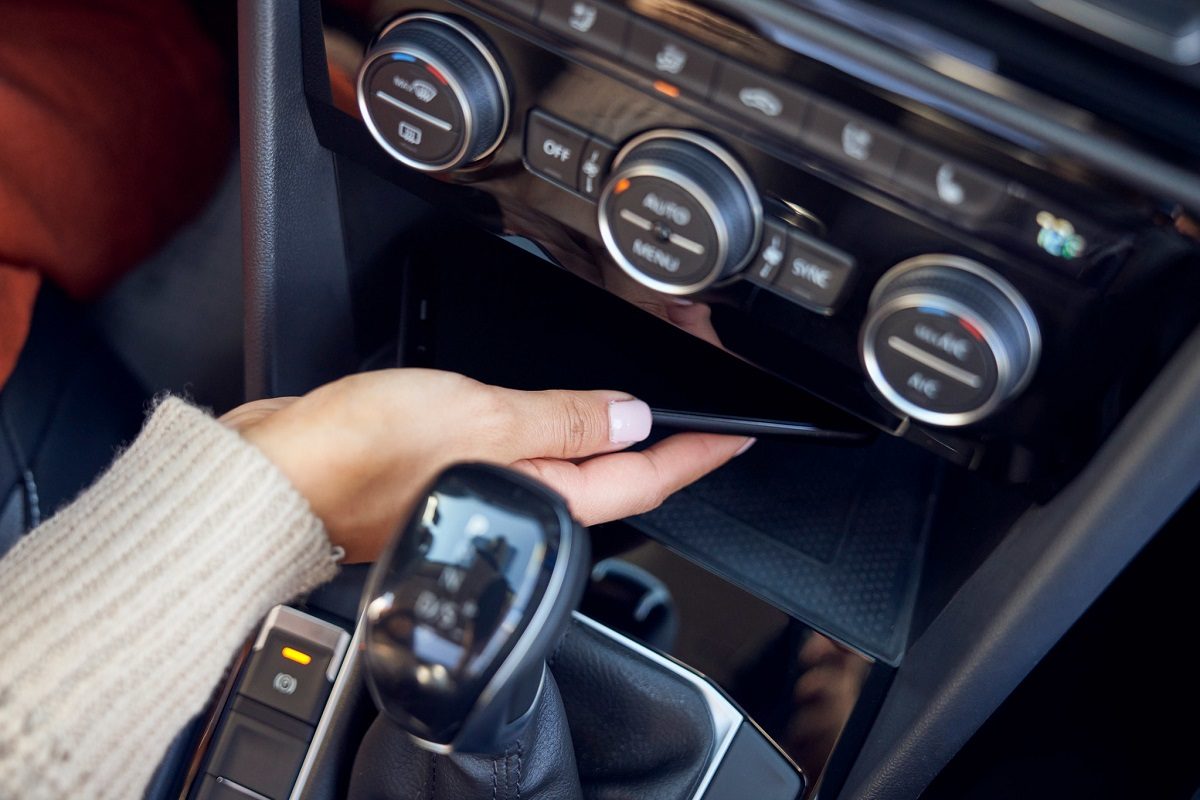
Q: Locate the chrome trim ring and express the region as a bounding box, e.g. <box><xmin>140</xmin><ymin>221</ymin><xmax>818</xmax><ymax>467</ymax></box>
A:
<box><xmin>356</xmin><ymin>13</ymin><xmax>510</xmax><ymax>172</ymax></box>
<box><xmin>598</xmin><ymin>130</ymin><xmax>763</xmax><ymax>296</ymax></box>
<box><xmin>861</xmin><ymin>255</ymin><xmax>1041</xmax><ymax>428</ymax></box>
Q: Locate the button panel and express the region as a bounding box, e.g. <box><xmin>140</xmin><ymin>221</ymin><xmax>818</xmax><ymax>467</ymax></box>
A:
<box><xmin>188</xmin><ymin>607</ymin><xmax>351</xmax><ymax>800</ymax></box>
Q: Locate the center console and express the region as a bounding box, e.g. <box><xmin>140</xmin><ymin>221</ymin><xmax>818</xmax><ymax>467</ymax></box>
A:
<box><xmin>220</xmin><ymin>0</ymin><xmax>1200</xmax><ymax>798</ymax></box>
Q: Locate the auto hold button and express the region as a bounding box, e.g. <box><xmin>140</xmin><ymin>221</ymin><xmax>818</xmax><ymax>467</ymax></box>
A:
<box><xmin>712</xmin><ymin>61</ymin><xmax>809</xmax><ymax>138</ymax></box>
<box><xmin>525</xmin><ymin>110</ymin><xmax>588</xmax><ymax>189</ymax></box>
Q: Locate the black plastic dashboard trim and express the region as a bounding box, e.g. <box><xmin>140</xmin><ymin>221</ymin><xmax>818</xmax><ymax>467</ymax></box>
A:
<box><xmin>838</xmin><ymin>309</ymin><xmax>1200</xmax><ymax>799</ymax></box>
<box><xmin>238</xmin><ymin>0</ymin><xmax>359</xmax><ymax>399</ymax></box>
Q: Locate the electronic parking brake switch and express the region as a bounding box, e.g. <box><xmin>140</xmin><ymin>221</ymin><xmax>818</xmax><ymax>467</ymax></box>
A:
<box><xmin>191</xmin><ymin>607</ymin><xmax>351</xmax><ymax>800</ymax></box>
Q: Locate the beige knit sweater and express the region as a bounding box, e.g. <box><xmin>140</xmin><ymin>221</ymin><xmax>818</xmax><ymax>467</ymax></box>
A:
<box><xmin>0</xmin><ymin>398</ymin><xmax>340</xmax><ymax>800</ymax></box>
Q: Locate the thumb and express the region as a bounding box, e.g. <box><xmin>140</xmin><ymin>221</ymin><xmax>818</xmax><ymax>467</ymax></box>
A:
<box><xmin>490</xmin><ymin>387</ymin><xmax>653</xmax><ymax>461</ymax></box>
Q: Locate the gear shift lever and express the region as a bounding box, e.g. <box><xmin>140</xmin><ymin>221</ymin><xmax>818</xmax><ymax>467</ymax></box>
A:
<box><xmin>350</xmin><ymin>463</ymin><xmax>587</xmax><ymax>800</ymax></box>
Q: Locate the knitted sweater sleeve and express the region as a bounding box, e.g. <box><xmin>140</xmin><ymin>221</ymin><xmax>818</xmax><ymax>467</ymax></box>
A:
<box><xmin>0</xmin><ymin>397</ymin><xmax>340</xmax><ymax>800</ymax></box>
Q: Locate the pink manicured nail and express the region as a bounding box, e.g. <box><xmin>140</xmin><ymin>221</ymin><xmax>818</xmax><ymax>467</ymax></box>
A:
<box><xmin>609</xmin><ymin>399</ymin><xmax>652</xmax><ymax>443</ymax></box>
<box><xmin>734</xmin><ymin>437</ymin><xmax>757</xmax><ymax>457</ymax></box>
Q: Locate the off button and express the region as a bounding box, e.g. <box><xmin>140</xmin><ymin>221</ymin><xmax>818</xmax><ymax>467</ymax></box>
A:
<box><xmin>525</xmin><ymin>110</ymin><xmax>588</xmax><ymax>189</ymax></box>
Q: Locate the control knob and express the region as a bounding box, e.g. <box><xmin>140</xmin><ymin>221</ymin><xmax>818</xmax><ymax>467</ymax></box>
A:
<box><xmin>598</xmin><ymin>131</ymin><xmax>762</xmax><ymax>295</ymax></box>
<box><xmin>860</xmin><ymin>255</ymin><xmax>1041</xmax><ymax>426</ymax></box>
<box><xmin>357</xmin><ymin>14</ymin><xmax>509</xmax><ymax>172</ymax></box>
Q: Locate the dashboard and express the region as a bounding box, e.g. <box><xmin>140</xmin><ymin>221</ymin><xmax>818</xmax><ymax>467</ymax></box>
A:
<box><xmin>305</xmin><ymin>0</ymin><xmax>1200</xmax><ymax>492</ymax></box>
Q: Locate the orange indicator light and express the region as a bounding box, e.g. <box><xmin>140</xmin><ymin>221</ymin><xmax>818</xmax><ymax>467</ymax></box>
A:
<box><xmin>282</xmin><ymin>647</ymin><xmax>312</xmax><ymax>666</ymax></box>
<box><xmin>652</xmin><ymin>80</ymin><xmax>680</xmax><ymax>98</ymax></box>
<box><xmin>614</xmin><ymin>178</ymin><xmax>631</xmax><ymax>195</ymax></box>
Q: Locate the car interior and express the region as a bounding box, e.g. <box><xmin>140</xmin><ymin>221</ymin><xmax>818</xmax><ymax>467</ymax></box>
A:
<box><xmin>2</xmin><ymin>0</ymin><xmax>1198</xmax><ymax>798</ymax></box>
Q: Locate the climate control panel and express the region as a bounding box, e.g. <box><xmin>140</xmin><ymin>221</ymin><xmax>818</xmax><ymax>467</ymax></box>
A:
<box><xmin>315</xmin><ymin>0</ymin><xmax>1169</xmax><ymax>485</ymax></box>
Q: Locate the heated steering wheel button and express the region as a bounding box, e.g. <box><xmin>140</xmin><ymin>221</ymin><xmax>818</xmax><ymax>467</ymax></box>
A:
<box><xmin>525</xmin><ymin>111</ymin><xmax>588</xmax><ymax>189</ymax></box>
<box><xmin>239</xmin><ymin>630</ymin><xmax>335</xmax><ymax>725</ymax></box>
<box><xmin>772</xmin><ymin>230</ymin><xmax>855</xmax><ymax>313</ymax></box>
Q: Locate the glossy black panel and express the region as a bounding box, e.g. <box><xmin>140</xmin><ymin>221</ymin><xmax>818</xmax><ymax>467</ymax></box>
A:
<box><xmin>309</xmin><ymin>0</ymin><xmax>1200</xmax><ymax>492</ymax></box>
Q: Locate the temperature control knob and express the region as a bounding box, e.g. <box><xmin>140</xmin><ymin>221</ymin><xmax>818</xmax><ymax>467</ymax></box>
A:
<box><xmin>861</xmin><ymin>255</ymin><xmax>1041</xmax><ymax>427</ymax></box>
<box><xmin>357</xmin><ymin>14</ymin><xmax>509</xmax><ymax>172</ymax></box>
<box><xmin>598</xmin><ymin>131</ymin><xmax>762</xmax><ymax>295</ymax></box>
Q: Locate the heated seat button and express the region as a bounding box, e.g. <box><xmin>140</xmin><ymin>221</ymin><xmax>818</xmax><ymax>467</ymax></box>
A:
<box><xmin>239</xmin><ymin>629</ymin><xmax>335</xmax><ymax>725</ymax></box>
<box><xmin>577</xmin><ymin>137</ymin><xmax>616</xmax><ymax>198</ymax></box>
<box><xmin>712</xmin><ymin>61</ymin><xmax>809</xmax><ymax>137</ymax></box>
<box><xmin>895</xmin><ymin>148</ymin><xmax>1006</xmax><ymax>219</ymax></box>
<box><xmin>806</xmin><ymin>103</ymin><xmax>903</xmax><ymax>179</ymax></box>
<box><xmin>626</xmin><ymin>21</ymin><xmax>718</xmax><ymax>96</ymax></box>
<box><xmin>773</xmin><ymin>229</ymin><xmax>855</xmax><ymax>313</ymax></box>
<box><xmin>540</xmin><ymin>0</ymin><xmax>630</xmax><ymax>55</ymax></box>
<box><xmin>525</xmin><ymin>111</ymin><xmax>588</xmax><ymax>189</ymax></box>
<box><xmin>746</xmin><ymin>218</ymin><xmax>789</xmax><ymax>286</ymax></box>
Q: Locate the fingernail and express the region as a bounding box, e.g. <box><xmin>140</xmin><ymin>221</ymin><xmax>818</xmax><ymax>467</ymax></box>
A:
<box><xmin>734</xmin><ymin>437</ymin><xmax>757</xmax><ymax>457</ymax></box>
<box><xmin>609</xmin><ymin>399</ymin><xmax>652</xmax><ymax>443</ymax></box>
<box><xmin>669</xmin><ymin>298</ymin><xmax>695</xmax><ymax>307</ymax></box>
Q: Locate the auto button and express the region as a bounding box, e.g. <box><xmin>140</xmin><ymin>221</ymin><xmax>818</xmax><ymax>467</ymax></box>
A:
<box><xmin>599</xmin><ymin>130</ymin><xmax>762</xmax><ymax>294</ymax></box>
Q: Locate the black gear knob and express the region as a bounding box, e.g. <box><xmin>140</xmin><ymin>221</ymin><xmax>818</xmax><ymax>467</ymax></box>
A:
<box><xmin>361</xmin><ymin>463</ymin><xmax>590</xmax><ymax>754</ymax></box>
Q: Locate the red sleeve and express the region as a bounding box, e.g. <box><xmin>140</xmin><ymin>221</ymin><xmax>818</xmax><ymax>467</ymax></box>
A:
<box><xmin>0</xmin><ymin>0</ymin><xmax>232</xmax><ymax>387</ymax></box>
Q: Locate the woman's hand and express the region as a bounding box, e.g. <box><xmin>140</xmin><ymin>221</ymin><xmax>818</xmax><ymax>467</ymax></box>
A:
<box><xmin>221</xmin><ymin>369</ymin><xmax>752</xmax><ymax>562</ymax></box>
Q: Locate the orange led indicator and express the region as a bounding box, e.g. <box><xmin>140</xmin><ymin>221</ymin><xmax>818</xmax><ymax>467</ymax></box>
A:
<box><xmin>652</xmin><ymin>80</ymin><xmax>680</xmax><ymax>98</ymax></box>
<box><xmin>281</xmin><ymin>646</ymin><xmax>312</xmax><ymax>666</ymax></box>
<box><xmin>614</xmin><ymin>178</ymin><xmax>631</xmax><ymax>195</ymax></box>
